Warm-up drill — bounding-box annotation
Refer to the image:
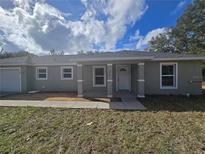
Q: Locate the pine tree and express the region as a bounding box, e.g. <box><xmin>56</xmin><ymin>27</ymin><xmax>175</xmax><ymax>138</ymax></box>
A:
<box><xmin>148</xmin><ymin>0</ymin><xmax>205</xmax><ymax>54</ymax></box>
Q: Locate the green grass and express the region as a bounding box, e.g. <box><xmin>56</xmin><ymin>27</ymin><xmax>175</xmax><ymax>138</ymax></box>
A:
<box><xmin>0</xmin><ymin>96</ymin><xmax>205</xmax><ymax>153</ymax></box>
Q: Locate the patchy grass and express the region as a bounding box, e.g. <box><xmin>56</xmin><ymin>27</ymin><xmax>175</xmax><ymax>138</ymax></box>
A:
<box><xmin>0</xmin><ymin>95</ymin><xmax>205</xmax><ymax>153</ymax></box>
<box><xmin>140</xmin><ymin>95</ymin><xmax>205</xmax><ymax>112</ymax></box>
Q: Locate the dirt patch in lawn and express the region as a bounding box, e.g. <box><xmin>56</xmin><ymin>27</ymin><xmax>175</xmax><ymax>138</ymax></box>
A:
<box><xmin>1</xmin><ymin>92</ymin><xmax>85</xmax><ymax>101</ymax></box>
<box><xmin>0</xmin><ymin>92</ymin><xmax>120</xmax><ymax>103</ymax></box>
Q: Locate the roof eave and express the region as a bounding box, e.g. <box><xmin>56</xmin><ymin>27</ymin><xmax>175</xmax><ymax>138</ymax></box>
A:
<box><xmin>152</xmin><ymin>57</ymin><xmax>205</xmax><ymax>61</ymax></box>
<box><xmin>75</xmin><ymin>56</ymin><xmax>154</xmax><ymax>62</ymax></box>
<box><xmin>0</xmin><ymin>63</ymin><xmax>28</xmax><ymax>66</ymax></box>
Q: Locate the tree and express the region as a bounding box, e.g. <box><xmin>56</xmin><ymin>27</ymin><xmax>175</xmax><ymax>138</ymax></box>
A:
<box><xmin>49</xmin><ymin>49</ymin><xmax>65</xmax><ymax>55</ymax></box>
<box><xmin>173</xmin><ymin>0</ymin><xmax>205</xmax><ymax>53</ymax></box>
<box><xmin>49</xmin><ymin>49</ymin><xmax>56</xmax><ymax>55</ymax></box>
<box><xmin>0</xmin><ymin>50</ymin><xmax>34</xmax><ymax>59</ymax></box>
<box><xmin>148</xmin><ymin>0</ymin><xmax>205</xmax><ymax>54</ymax></box>
<box><xmin>148</xmin><ymin>30</ymin><xmax>178</xmax><ymax>53</ymax></box>
<box><xmin>60</xmin><ymin>50</ymin><xmax>64</xmax><ymax>55</ymax></box>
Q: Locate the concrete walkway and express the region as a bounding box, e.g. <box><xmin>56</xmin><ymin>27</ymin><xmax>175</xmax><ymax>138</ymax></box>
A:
<box><xmin>113</xmin><ymin>91</ymin><xmax>146</xmax><ymax>110</ymax></box>
<box><xmin>0</xmin><ymin>100</ymin><xmax>146</xmax><ymax>110</ymax></box>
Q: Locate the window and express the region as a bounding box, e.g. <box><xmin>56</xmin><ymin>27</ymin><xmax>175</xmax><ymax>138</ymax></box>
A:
<box><xmin>61</xmin><ymin>66</ymin><xmax>73</xmax><ymax>80</ymax></box>
<box><xmin>93</xmin><ymin>66</ymin><xmax>106</xmax><ymax>87</ymax></box>
<box><xmin>160</xmin><ymin>63</ymin><xmax>178</xmax><ymax>89</ymax></box>
<box><xmin>36</xmin><ymin>67</ymin><xmax>47</xmax><ymax>80</ymax></box>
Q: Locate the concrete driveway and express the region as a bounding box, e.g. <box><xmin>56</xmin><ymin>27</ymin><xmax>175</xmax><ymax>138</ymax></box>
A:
<box><xmin>0</xmin><ymin>100</ymin><xmax>146</xmax><ymax>110</ymax></box>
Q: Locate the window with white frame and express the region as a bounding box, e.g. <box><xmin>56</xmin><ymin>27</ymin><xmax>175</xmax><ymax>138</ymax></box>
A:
<box><xmin>61</xmin><ymin>66</ymin><xmax>73</xmax><ymax>80</ymax></box>
<box><xmin>36</xmin><ymin>67</ymin><xmax>47</xmax><ymax>80</ymax></box>
<box><xmin>93</xmin><ymin>66</ymin><xmax>106</xmax><ymax>87</ymax></box>
<box><xmin>160</xmin><ymin>63</ymin><xmax>178</xmax><ymax>89</ymax></box>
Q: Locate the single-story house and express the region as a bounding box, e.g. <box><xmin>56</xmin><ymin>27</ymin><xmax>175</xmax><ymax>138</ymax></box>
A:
<box><xmin>0</xmin><ymin>51</ymin><xmax>204</xmax><ymax>98</ymax></box>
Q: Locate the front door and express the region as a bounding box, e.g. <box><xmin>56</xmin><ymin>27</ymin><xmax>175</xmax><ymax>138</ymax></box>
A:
<box><xmin>117</xmin><ymin>65</ymin><xmax>130</xmax><ymax>91</ymax></box>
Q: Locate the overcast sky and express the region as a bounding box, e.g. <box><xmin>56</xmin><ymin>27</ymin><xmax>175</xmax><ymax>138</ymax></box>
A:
<box><xmin>0</xmin><ymin>0</ymin><xmax>191</xmax><ymax>54</ymax></box>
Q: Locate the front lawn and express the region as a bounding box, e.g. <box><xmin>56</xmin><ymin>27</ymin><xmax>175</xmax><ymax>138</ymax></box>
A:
<box><xmin>0</xmin><ymin>96</ymin><xmax>205</xmax><ymax>153</ymax></box>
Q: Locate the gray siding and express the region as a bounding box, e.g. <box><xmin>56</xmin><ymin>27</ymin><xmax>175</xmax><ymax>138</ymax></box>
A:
<box><xmin>26</xmin><ymin>66</ymin><xmax>33</xmax><ymax>91</ymax></box>
<box><xmin>83</xmin><ymin>65</ymin><xmax>107</xmax><ymax>97</ymax></box>
<box><xmin>29</xmin><ymin>66</ymin><xmax>77</xmax><ymax>92</ymax></box>
<box><xmin>131</xmin><ymin>64</ymin><xmax>137</xmax><ymax>94</ymax></box>
<box><xmin>144</xmin><ymin>61</ymin><xmax>202</xmax><ymax>95</ymax></box>
<box><xmin>1</xmin><ymin>60</ymin><xmax>203</xmax><ymax>96</ymax></box>
<box><xmin>20</xmin><ymin>66</ymin><xmax>28</xmax><ymax>92</ymax></box>
<box><xmin>112</xmin><ymin>64</ymin><xmax>116</xmax><ymax>93</ymax></box>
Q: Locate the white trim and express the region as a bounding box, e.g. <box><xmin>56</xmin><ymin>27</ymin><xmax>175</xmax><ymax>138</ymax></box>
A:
<box><xmin>107</xmin><ymin>80</ymin><xmax>113</xmax><ymax>82</ymax></box>
<box><xmin>107</xmin><ymin>64</ymin><xmax>112</xmax><ymax>66</ymax></box>
<box><xmin>160</xmin><ymin>62</ymin><xmax>178</xmax><ymax>89</ymax></box>
<box><xmin>137</xmin><ymin>95</ymin><xmax>145</xmax><ymax>98</ymax></box>
<box><xmin>137</xmin><ymin>79</ymin><xmax>145</xmax><ymax>82</ymax></box>
<box><xmin>93</xmin><ymin>66</ymin><xmax>106</xmax><ymax>87</ymax></box>
<box><xmin>0</xmin><ymin>67</ymin><xmax>22</xmax><ymax>92</ymax></box>
<box><xmin>0</xmin><ymin>67</ymin><xmax>21</xmax><ymax>70</ymax></box>
<box><xmin>77</xmin><ymin>64</ymin><xmax>82</xmax><ymax>67</ymax></box>
<box><xmin>77</xmin><ymin>57</ymin><xmax>153</xmax><ymax>62</ymax></box>
<box><xmin>0</xmin><ymin>64</ymin><xmax>28</xmax><ymax>66</ymax></box>
<box><xmin>116</xmin><ymin>65</ymin><xmax>131</xmax><ymax>91</ymax></box>
<box><xmin>107</xmin><ymin>95</ymin><xmax>113</xmax><ymax>98</ymax></box>
<box><xmin>61</xmin><ymin>66</ymin><xmax>73</xmax><ymax>80</ymax></box>
<box><xmin>78</xmin><ymin>95</ymin><xmax>83</xmax><ymax>97</ymax></box>
<box><xmin>33</xmin><ymin>63</ymin><xmax>77</xmax><ymax>66</ymax></box>
<box><xmin>153</xmin><ymin>57</ymin><xmax>205</xmax><ymax>61</ymax></box>
<box><xmin>138</xmin><ymin>63</ymin><xmax>144</xmax><ymax>66</ymax></box>
<box><xmin>77</xmin><ymin>80</ymin><xmax>83</xmax><ymax>82</ymax></box>
<box><xmin>36</xmin><ymin>67</ymin><xmax>48</xmax><ymax>80</ymax></box>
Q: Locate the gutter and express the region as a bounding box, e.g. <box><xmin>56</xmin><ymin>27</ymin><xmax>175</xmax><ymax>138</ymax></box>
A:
<box><xmin>152</xmin><ymin>57</ymin><xmax>205</xmax><ymax>61</ymax></box>
<box><xmin>74</xmin><ymin>56</ymin><xmax>154</xmax><ymax>62</ymax></box>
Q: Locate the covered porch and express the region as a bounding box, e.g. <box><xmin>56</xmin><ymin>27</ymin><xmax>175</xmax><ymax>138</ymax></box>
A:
<box><xmin>77</xmin><ymin>62</ymin><xmax>145</xmax><ymax>98</ymax></box>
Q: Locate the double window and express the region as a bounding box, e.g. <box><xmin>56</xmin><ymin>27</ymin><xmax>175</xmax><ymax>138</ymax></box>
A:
<box><xmin>36</xmin><ymin>67</ymin><xmax>47</xmax><ymax>80</ymax></box>
<box><xmin>160</xmin><ymin>63</ymin><xmax>178</xmax><ymax>89</ymax></box>
<box><xmin>93</xmin><ymin>66</ymin><xmax>106</xmax><ymax>87</ymax></box>
<box><xmin>36</xmin><ymin>66</ymin><xmax>73</xmax><ymax>80</ymax></box>
<box><xmin>61</xmin><ymin>66</ymin><xmax>73</xmax><ymax>80</ymax></box>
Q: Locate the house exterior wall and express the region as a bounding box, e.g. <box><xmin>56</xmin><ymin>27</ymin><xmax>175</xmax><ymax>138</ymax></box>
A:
<box><xmin>21</xmin><ymin>66</ymin><xmax>28</xmax><ymax>92</ymax></box>
<box><xmin>29</xmin><ymin>65</ymin><xmax>77</xmax><ymax>92</ymax></box>
<box><xmin>144</xmin><ymin>61</ymin><xmax>203</xmax><ymax>95</ymax></box>
<box><xmin>83</xmin><ymin>64</ymin><xmax>107</xmax><ymax>97</ymax></box>
<box><xmin>26</xmin><ymin>66</ymin><xmax>33</xmax><ymax>92</ymax></box>
<box><xmin>112</xmin><ymin>64</ymin><xmax>117</xmax><ymax>93</ymax></box>
<box><xmin>0</xmin><ymin>60</ymin><xmax>203</xmax><ymax>96</ymax></box>
<box><xmin>131</xmin><ymin>64</ymin><xmax>138</xmax><ymax>94</ymax></box>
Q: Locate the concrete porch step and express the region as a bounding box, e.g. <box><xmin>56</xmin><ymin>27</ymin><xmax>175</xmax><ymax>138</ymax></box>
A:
<box><xmin>121</xmin><ymin>97</ymin><xmax>137</xmax><ymax>102</ymax></box>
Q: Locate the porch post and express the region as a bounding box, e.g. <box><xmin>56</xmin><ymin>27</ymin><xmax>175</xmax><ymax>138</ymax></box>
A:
<box><xmin>107</xmin><ymin>64</ymin><xmax>113</xmax><ymax>98</ymax></box>
<box><xmin>77</xmin><ymin>64</ymin><xmax>83</xmax><ymax>97</ymax></box>
<box><xmin>137</xmin><ymin>62</ymin><xmax>145</xmax><ymax>98</ymax></box>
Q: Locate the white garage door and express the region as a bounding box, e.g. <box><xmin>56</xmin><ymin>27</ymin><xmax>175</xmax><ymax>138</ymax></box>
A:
<box><xmin>0</xmin><ymin>68</ymin><xmax>21</xmax><ymax>92</ymax></box>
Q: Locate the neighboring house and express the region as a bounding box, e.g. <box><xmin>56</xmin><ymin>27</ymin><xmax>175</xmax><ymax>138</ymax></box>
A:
<box><xmin>0</xmin><ymin>51</ymin><xmax>204</xmax><ymax>98</ymax></box>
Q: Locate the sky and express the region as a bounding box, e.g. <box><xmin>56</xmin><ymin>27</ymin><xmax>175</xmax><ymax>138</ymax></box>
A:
<box><xmin>0</xmin><ymin>0</ymin><xmax>192</xmax><ymax>55</ymax></box>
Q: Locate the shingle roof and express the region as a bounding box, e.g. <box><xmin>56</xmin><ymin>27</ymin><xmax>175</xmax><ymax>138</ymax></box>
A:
<box><xmin>0</xmin><ymin>51</ymin><xmax>205</xmax><ymax>66</ymax></box>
